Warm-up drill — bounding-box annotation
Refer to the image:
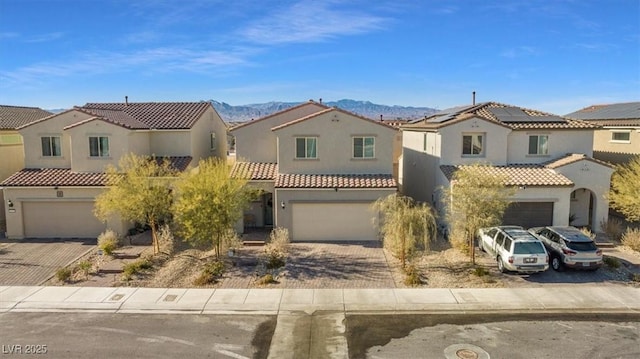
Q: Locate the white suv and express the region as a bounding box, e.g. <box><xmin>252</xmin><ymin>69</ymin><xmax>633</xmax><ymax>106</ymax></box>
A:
<box><xmin>479</xmin><ymin>226</ymin><xmax>549</xmax><ymax>274</ymax></box>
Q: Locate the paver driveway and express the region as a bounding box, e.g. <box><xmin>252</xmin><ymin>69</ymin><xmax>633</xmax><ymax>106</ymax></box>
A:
<box><xmin>0</xmin><ymin>238</ymin><xmax>95</xmax><ymax>285</ymax></box>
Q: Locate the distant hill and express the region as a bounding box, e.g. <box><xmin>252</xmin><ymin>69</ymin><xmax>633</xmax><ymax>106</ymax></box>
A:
<box><xmin>210</xmin><ymin>99</ymin><xmax>437</xmax><ymax>124</ymax></box>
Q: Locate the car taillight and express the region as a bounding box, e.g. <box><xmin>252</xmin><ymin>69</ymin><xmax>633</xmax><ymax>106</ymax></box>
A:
<box><xmin>596</xmin><ymin>249</ymin><xmax>602</xmax><ymax>256</ymax></box>
<box><xmin>546</xmin><ymin>255</ymin><xmax>549</xmax><ymax>263</ymax></box>
<box><xmin>508</xmin><ymin>256</ymin><xmax>514</xmax><ymax>264</ymax></box>
<box><xmin>562</xmin><ymin>248</ymin><xmax>577</xmax><ymax>256</ymax></box>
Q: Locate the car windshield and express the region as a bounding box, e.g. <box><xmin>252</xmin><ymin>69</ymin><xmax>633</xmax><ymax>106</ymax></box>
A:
<box><xmin>513</xmin><ymin>241</ymin><xmax>546</xmax><ymax>254</ymax></box>
<box><xmin>566</xmin><ymin>241</ymin><xmax>598</xmax><ymax>251</ymax></box>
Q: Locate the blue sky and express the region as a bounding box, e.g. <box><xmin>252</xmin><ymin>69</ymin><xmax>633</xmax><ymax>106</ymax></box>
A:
<box><xmin>1</xmin><ymin>0</ymin><xmax>638</xmax><ymax>114</ymax></box>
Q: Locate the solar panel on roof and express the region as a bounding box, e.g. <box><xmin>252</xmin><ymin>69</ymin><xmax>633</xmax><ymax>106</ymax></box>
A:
<box><xmin>488</xmin><ymin>107</ymin><xmax>565</xmax><ymax>123</ymax></box>
<box><xmin>425</xmin><ymin>104</ymin><xmax>476</xmax><ymax>123</ymax></box>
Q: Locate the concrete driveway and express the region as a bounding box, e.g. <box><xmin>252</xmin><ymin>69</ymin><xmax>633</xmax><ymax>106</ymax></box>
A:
<box><xmin>0</xmin><ymin>238</ymin><xmax>96</xmax><ymax>285</ymax></box>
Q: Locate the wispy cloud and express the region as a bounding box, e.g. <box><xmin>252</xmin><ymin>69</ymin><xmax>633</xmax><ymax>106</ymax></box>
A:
<box><xmin>500</xmin><ymin>46</ymin><xmax>539</xmax><ymax>58</ymax></box>
<box><xmin>0</xmin><ymin>32</ymin><xmax>19</xmax><ymax>40</ymax></box>
<box><xmin>574</xmin><ymin>42</ymin><xmax>617</xmax><ymax>52</ymax></box>
<box><xmin>432</xmin><ymin>6</ymin><xmax>459</xmax><ymax>15</ymax></box>
<box><xmin>26</xmin><ymin>32</ymin><xmax>64</xmax><ymax>43</ymax></box>
<box><xmin>240</xmin><ymin>1</ymin><xmax>387</xmax><ymax>45</ymax></box>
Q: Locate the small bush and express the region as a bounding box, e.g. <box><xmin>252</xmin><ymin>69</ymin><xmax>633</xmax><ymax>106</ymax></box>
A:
<box><xmin>630</xmin><ymin>273</ymin><xmax>640</xmax><ymax>283</ymax></box>
<box><xmin>603</xmin><ymin>256</ymin><xmax>620</xmax><ymax>268</ymax></box>
<box><xmin>121</xmin><ymin>258</ymin><xmax>152</xmax><ymax>281</ymax></box>
<box><xmin>256</xmin><ymin>273</ymin><xmax>277</xmax><ymax>285</ymax></box>
<box><xmin>76</xmin><ymin>260</ymin><xmax>93</xmax><ymax>278</ymax></box>
<box><xmin>472</xmin><ymin>267</ymin><xmax>490</xmax><ymax>277</ymax></box>
<box><xmin>621</xmin><ymin>228</ymin><xmax>640</xmax><ymax>253</ymax></box>
<box><xmin>98</xmin><ymin>230</ymin><xmax>120</xmax><ymax>256</ymax></box>
<box><xmin>449</xmin><ymin>227</ymin><xmax>469</xmax><ymax>254</ymax></box>
<box><xmin>157</xmin><ymin>224</ymin><xmax>177</xmax><ymax>255</ymax></box>
<box><xmin>579</xmin><ymin>227</ymin><xmax>596</xmax><ymax>241</ymax></box>
<box><xmin>56</xmin><ymin>267</ymin><xmax>72</xmax><ymax>283</ymax></box>
<box><xmin>193</xmin><ymin>261</ymin><xmax>225</xmax><ymax>286</ymax></box>
<box><xmin>601</xmin><ymin>218</ymin><xmax>624</xmax><ymax>242</ymax></box>
<box><xmin>403</xmin><ymin>263</ymin><xmax>422</xmax><ymax>286</ymax></box>
<box><xmin>264</xmin><ymin>227</ymin><xmax>290</xmax><ymax>269</ymax></box>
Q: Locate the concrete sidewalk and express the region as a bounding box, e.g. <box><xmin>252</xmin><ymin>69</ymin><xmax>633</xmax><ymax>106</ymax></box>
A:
<box><xmin>1</xmin><ymin>285</ymin><xmax>638</xmax><ymax>315</ymax></box>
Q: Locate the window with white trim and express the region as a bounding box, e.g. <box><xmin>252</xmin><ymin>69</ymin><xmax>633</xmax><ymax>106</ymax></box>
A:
<box><xmin>89</xmin><ymin>136</ymin><xmax>109</xmax><ymax>157</ymax></box>
<box><xmin>210</xmin><ymin>132</ymin><xmax>217</xmax><ymax>151</ymax></box>
<box><xmin>462</xmin><ymin>133</ymin><xmax>484</xmax><ymax>156</ymax></box>
<box><xmin>353</xmin><ymin>136</ymin><xmax>375</xmax><ymax>158</ymax></box>
<box><xmin>611</xmin><ymin>131</ymin><xmax>630</xmax><ymax>142</ymax></box>
<box><xmin>528</xmin><ymin>135</ymin><xmax>549</xmax><ymax>155</ymax></box>
<box><xmin>295</xmin><ymin>137</ymin><xmax>317</xmax><ymax>159</ymax></box>
<box><xmin>41</xmin><ymin>136</ymin><xmax>61</xmax><ymax>157</ymax></box>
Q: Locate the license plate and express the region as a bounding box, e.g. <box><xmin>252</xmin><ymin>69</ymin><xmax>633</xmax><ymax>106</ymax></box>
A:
<box><xmin>524</xmin><ymin>258</ymin><xmax>537</xmax><ymax>264</ymax></box>
<box><xmin>582</xmin><ymin>262</ymin><xmax>591</xmax><ymax>267</ymax></box>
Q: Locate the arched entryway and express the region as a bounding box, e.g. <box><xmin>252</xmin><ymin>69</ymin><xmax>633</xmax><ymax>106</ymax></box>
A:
<box><xmin>569</xmin><ymin>188</ymin><xmax>595</xmax><ymax>229</ymax></box>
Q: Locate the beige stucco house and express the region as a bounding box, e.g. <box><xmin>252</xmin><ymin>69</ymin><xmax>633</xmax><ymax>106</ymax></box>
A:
<box><xmin>565</xmin><ymin>102</ymin><xmax>640</xmax><ymax>165</ymax></box>
<box><xmin>401</xmin><ymin>102</ymin><xmax>614</xmax><ymax>232</ymax></box>
<box><xmin>230</xmin><ymin>101</ymin><xmax>398</xmax><ymax>241</ymax></box>
<box><xmin>1</xmin><ymin>101</ymin><xmax>227</xmax><ymax>239</ymax></box>
<box><xmin>0</xmin><ymin>105</ymin><xmax>52</xmax><ymax>233</ymax></box>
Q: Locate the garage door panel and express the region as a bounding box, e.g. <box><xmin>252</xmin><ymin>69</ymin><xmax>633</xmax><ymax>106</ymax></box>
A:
<box><xmin>292</xmin><ymin>202</ymin><xmax>377</xmax><ymax>241</ymax></box>
<box><xmin>23</xmin><ymin>201</ymin><xmax>105</xmax><ymax>238</ymax></box>
<box><xmin>502</xmin><ymin>202</ymin><xmax>553</xmax><ymax>229</ymax></box>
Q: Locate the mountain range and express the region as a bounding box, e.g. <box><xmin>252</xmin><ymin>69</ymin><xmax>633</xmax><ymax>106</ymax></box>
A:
<box><xmin>210</xmin><ymin>99</ymin><xmax>437</xmax><ymax>124</ymax></box>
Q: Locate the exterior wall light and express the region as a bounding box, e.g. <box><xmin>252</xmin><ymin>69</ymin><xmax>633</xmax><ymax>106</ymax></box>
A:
<box><xmin>280</xmin><ymin>201</ymin><xmax>285</xmax><ymax>210</ymax></box>
<box><xmin>7</xmin><ymin>200</ymin><xmax>13</xmax><ymax>208</ymax></box>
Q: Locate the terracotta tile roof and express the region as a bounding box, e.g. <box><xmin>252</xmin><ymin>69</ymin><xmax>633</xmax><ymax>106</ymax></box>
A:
<box><xmin>275</xmin><ymin>173</ymin><xmax>397</xmax><ymax>189</ymax></box>
<box><xmin>0</xmin><ymin>168</ymin><xmax>107</xmax><ymax>187</ymax></box>
<box><xmin>230</xmin><ymin>101</ymin><xmax>329</xmax><ymax>131</ymax></box>
<box><xmin>230</xmin><ymin>162</ymin><xmax>277</xmax><ymax>180</ymax></box>
<box><xmin>78</xmin><ymin>102</ymin><xmax>212</xmax><ymax>129</ymax></box>
<box><xmin>0</xmin><ymin>156</ymin><xmax>192</xmax><ymax>187</ymax></box>
<box><xmin>405</xmin><ymin>102</ymin><xmax>598</xmax><ymax>130</ymax></box>
<box><xmin>0</xmin><ymin>105</ymin><xmax>52</xmax><ymax>129</ymax></box>
<box><xmin>545</xmin><ymin>153</ymin><xmax>613</xmax><ymax>169</ymax></box>
<box><xmin>271</xmin><ymin>107</ymin><xmax>398</xmax><ymax>131</ymax></box>
<box><xmin>577</xmin><ymin>119</ymin><xmax>640</xmax><ymax>127</ymax></box>
<box><xmin>440</xmin><ymin>164</ymin><xmax>573</xmax><ymax>187</ymax></box>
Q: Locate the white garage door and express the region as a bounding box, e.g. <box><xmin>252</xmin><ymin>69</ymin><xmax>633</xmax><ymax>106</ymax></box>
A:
<box><xmin>23</xmin><ymin>201</ymin><xmax>106</xmax><ymax>238</ymax></box>
<box><xmin>292</xmin><ymin>202</ymin><xmax>378</xmax><ymax>241</ymax></box>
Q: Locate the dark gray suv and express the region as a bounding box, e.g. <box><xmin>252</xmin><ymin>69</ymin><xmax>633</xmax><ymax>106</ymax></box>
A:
<box><xmin>529</xmin><ymin>226</ymin><xmax>603</xmax><ymax>271</ymax></box>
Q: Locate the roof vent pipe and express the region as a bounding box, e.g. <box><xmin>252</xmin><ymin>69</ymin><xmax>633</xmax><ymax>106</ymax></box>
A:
<box><xmin>125</xmin><ymin>96</ymin><xmax>129</xmax><ymax>106</ymax></box>
<box><xmin>472</xmin><ymin>91</ymin><xmax>476</xmax><ymax>105</ymax></box>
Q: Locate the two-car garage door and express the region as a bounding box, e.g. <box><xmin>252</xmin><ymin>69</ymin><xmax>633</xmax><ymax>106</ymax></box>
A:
<box><xmin>22</xmin><ymin>201</ymin><xmax>106</xmax><ymax>238</ymax></box>
<box><xmin>502</xmin><ymin>202</ymin><xmax>553</xmax><ymax>229</ymax></box>
<box><xmin>292</xmin><ymin>202</ymin><xmax>378</xmax><ymax>241</ymax></box>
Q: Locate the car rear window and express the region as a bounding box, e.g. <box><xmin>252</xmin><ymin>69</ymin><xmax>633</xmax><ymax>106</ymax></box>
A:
<box><xmin>566</xmin><ymin>241</ymin><xmax>597</xmax><ymax>251</ymax></box>
<box><xmin>513</xmin><ymin>241</ymin><xmax>546</xmax><ymax>254</ymax></box>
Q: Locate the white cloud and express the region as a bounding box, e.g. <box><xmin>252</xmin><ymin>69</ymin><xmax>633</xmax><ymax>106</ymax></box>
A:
<box><xmin>240</xmin><ymin>1</ymin><xmax>387</xmax><ymax>45</ymax></box>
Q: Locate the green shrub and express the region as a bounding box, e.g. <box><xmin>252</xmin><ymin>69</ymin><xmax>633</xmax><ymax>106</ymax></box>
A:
<box><xmin>76</xmin><ymin>260</ymin><xmax>93</xmax><ymax>278</ymax></box>
<box><xmin>121</xmin><ymin>258</ymin><xmax>152</xmax><ymax>281</ymax></box>
<box><xmin>193</xmin><ymin>261</ymin><xmax>225</xmax><ymax>286</ymax></box>
<box><xmin>603</xmin><ymin>256</ymin><xmax>620</xmax><ymax>268</ymax></box>
<box><xmin>264</xmin><ymin>227</ymin><xmax>290</xmax><ymax>269</ymax></box>
<box><xmin>601</xmin><ymin>218</ymin><xmax>624</xmax><ymax>242</ymax></box>
<box><xmin>256</xmin><ymin>273</ymin><xmax>277</xmax><ymax>285</ymax></box>
<box><xmin>472</xmin><ymin>267</ymin><xmax>490</xmax><ymax>276</ymax></box>
<box><xmin>630</xmin><ymin>273</ymin><xmax>640</xmax><ymax>283</ymax></box>
<box><xmin>621</xmin><ymin>228</ymin><xmax>640</xmax><ymax>252</ymax></box>
<box><xmin>56</xmin><ymin>267</ymin><xmax>72</xmax><ymax>283</ymax></box>
<box><xmin>403</xmin><ymin>263</ymin><xmax>422</xmax><ymax>286</ymax></box>
<box><xmin>449</xmin><ymin>227</ymin><xmax>469</xmax><ymax>254</ymax></box>
<box><xmin>98</xmin><ymin>230</ymin><xmax>120</xmax><ymax>256</ymax></box>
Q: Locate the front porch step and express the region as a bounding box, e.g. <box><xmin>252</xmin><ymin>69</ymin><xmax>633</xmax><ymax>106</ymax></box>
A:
<box><xmin>243</xmin><ymin>240</ymin><xmax>266</xmax><ymax>246</ymax></box>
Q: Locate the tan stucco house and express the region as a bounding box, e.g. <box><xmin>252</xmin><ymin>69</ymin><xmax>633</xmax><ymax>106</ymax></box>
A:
<box><xmin>0</xmin><ymin>105</ymin><xmax>52</xmax><ymax>233</ymax></box>
<box><xmin>1</xmin><ymin>101</ymin><xmax>227</xmax><ymax>239</ymax></box>
<box><xmin>401</xmin><ymin>102</ymin><xmax>614</xmax><ymax>232</ymax></box>
<box><xmin>565</xmin><ymin>102</ymin><xmax>640</xmax><ymax>165</ymax></box>
<box><xmin>230</xmin><ymin>101</ymin><xmax>398</xmax><ymax>241</ymax></box>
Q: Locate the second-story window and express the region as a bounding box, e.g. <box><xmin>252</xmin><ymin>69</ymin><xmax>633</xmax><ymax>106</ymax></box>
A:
<box><xmin>353</xmin><ymin>136</ymin><xmax>375</xmax><ymax>158</ymax></box>
<box><xmin>295</xmin><ymin>137</ymin><xmax>317</xmax><ymax>159</ymax></box>
<box><xmin>41</xmin><ymin>136</ymin><xmax>61</xmax><ymax>157</ymax></box>
<box><xmin>210</xmin><ymin>132</ymin><xmax>217</xmax><ymax>151</ymax></box>
<box><xmin>462</xmin><ymin>133</ymin><xmax>484</xmax><ymax>156</ymax></box>
<box><xmin>89</xmin><ymin>136</ymin><xmax>110</xmax><ymax>157</ymax></box>
<box><xmin>611</xmin><ymin>131</ymin><xmax>630</xmax><ymax>142</ymax></box>
<box><xmin>528</xmin><ymin>135</ymin><xmax>549</xmax><ymax>155</ymax></box>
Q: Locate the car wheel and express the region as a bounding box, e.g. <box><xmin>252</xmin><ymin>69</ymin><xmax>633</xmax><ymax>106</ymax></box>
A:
<box><xmin>551</xmin><ymin>256</ymin><xmax>564</xmax><ymax>271</ymax></box>
<box><xmin>497</xmin><ymin>256</ymin><xmax>507</xmax><ymax>273</ymax></box>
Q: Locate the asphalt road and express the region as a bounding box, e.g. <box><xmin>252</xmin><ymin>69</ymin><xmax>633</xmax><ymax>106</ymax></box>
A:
<box><xmin>347</xmin><ymin>312</ymin><xmax>640</xmax><ymax>359</ymax></box>
<box><xmin>0</xmin><ymin>313</ymin><xmax>276</xmax><ymax>358</ymax></box>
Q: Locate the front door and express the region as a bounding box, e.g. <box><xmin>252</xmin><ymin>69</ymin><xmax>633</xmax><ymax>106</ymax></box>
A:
<box><xmin>263</xmin><ymin>193</ymin><xmax>273</xmax><ymax>226</ymax></box>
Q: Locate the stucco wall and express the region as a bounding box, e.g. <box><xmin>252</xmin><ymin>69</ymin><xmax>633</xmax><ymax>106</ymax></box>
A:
<box><xmin>65</xmin><ymin>119</ymin><xmax>132</xmax><ymax>172</ymax></box>
<box><xmin>19</xmin><ymin>110</ymin><xmax>92</xmax><ymax>169</ymax></box>
<box><xmin>401</xmin><ymin>130</ymin><xmax>439</xmax><ymax>203</ymax></box>
<box><xmin>3</xmin><ymin>186</ymin><xmax>127</xmax><ymax>239</ymax></box>
<box><xmin>149</xmin><ymin>130</ymin><xmax>191</xmax><ymax>157</ymax></box>
<box><xmin>189</xmin><ymin>107</ymin><xmax>228</xmax><ymax>163</ymax></box>
<box><xmin>507</xmin><ymin>129</ymin><xmax>594</xmax><ymax>164</ymax></box>
<box><xmin>593</xmin><ymin>128</ymin><xmax>640</xmax><ymax>155</ymax></box>
<box><xmin>232</xmin><ymin>103</ymin><xmax>327</xmax><ymax>163</ymax></box>
<box><xmin>274</xmin><ymin>111</ymin><xmax>396</xmax><ymax>175</ymax></box>
<box><xmin>437</xmin><ymin>117</ymin><xmax>511</xmax><ymax>166</ymax></box>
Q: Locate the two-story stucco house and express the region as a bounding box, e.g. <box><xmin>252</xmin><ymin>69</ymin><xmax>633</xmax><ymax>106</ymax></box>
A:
<box><xmin>401</xmin><ymin>102</ymin><xmax>614</xmax><ymax>232</ymax></box>
<box><xmin>230</xmin><ymin>101</ymin><xmax>398</xmax><ymax>241</ymax></box>
<box><xmin>1</xmin><ymin>101</ymin><xmax>227</xmax><ymax>239</ymax></box>
<box><xmin>0</xmin><ymin>105</ymin><xmax>53</xmax><ymax>233</ymax></box>
<box><xmin>565</xmin><ymin>102</ymin><xmax>640</xmax><ymax>165</ymax></box>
